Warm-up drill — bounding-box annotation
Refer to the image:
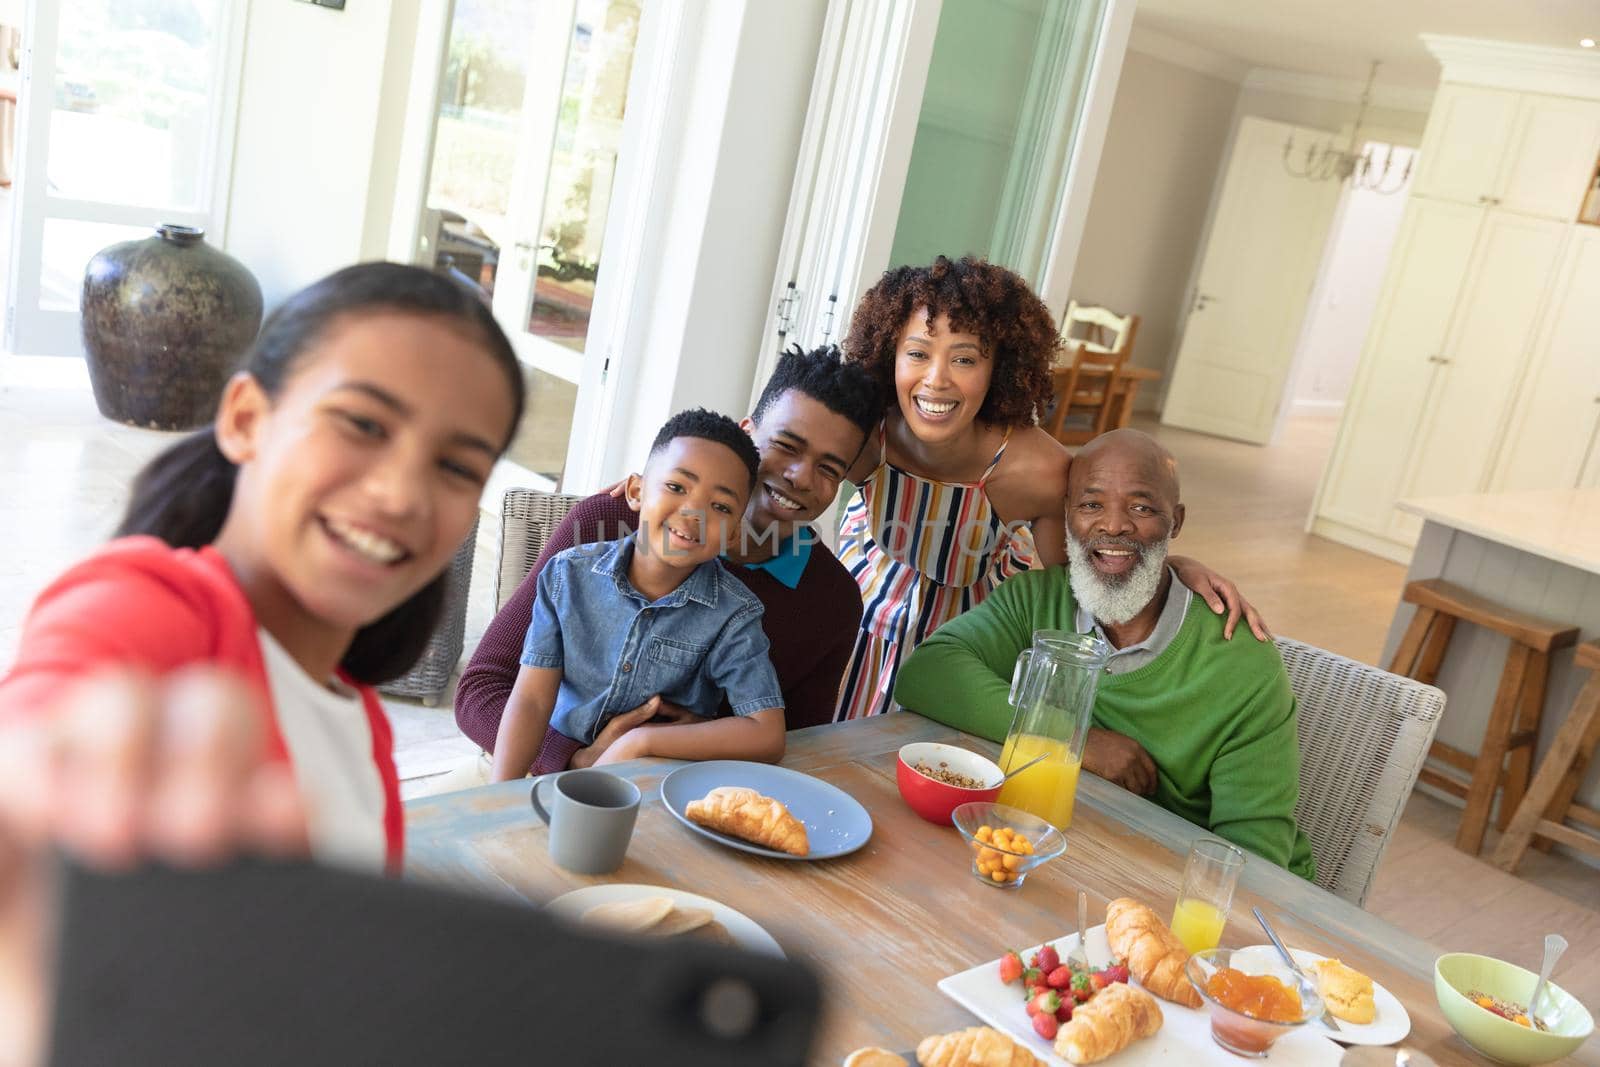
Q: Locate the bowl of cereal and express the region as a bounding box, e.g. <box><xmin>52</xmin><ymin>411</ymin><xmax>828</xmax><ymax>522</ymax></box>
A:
<box><xmin>896</xmin><ymin>742</ymin><xmax>1002</xmax><ymax>824</ymax></box>
<box><xmin>1435</xmin><ymin>952</ymin><xmax>1593</xmax><ymax>1065</ymax></box>
<box><xmin>950</xmin><ymin>801</ymin><xmax>1065</xmax><ymax>888</ymax></box>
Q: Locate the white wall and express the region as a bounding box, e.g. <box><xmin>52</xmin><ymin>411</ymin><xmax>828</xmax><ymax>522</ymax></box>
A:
<box><xmin>1068</xmin><ymin>49</ymin><xmax>1240</xmax><ymax>396</ymax></box>
<box><xmin>1289</xmin><ymin>144</ymin><xmax>1415</xmax><ymax>414</ymax></box>
<box><xmin>598</xmin><ymin>0</ymin><xmax>828</xmax><ymax>484</ymax></box>
<box><xmin>223</xmin><ymin>0</ymin><xmax>417</xmax><ymax>309</ymax></box>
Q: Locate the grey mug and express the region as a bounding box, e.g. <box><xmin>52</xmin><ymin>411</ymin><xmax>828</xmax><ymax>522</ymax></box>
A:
<box><xmin>530</xmin><ymin>769</ymin><xmax>641</xmax><ymax>874</ymax></box>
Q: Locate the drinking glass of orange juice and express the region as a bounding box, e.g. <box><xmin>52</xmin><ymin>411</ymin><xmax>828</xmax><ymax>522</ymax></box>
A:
<box><xmin>996</xmin><ymin>631</ymin><xmax>1108</xmax><ymax>830</ymax></box>
<box><xmin>1171</xmin><ymin>838</ymin><xmax>1245</xmax><ymax>954</ymax></box>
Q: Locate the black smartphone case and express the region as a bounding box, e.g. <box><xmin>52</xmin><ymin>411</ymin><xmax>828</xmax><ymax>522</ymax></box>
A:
<box><xmin>46</xmin><ymin>856</ymin><xmax>821</xmax><ymax>1066</ymax></box>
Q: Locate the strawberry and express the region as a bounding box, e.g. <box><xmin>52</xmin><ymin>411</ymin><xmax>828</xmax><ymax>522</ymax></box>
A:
<box><xmin>1055</xmin><ymin>999</ymin><xmax>1075</xmax><ymax>1023</ymax></box>
<box><xmin>1035</xmin><ymin>943</ymin><xmax>1061</xmax><ymax>974</ymax></box>
<box><xmin>1070</xmin><ymin>971</ymin><xmax>1094</xmax><ymax>1003</ymax></box>
<box><xmin>1089</xmin><ymin>971</ymin><xmax>1112</xmax><ymax>993</ymax></box>
<box><xmin>1104</xmin><ymin>962</ymin><xmax>1131</xmax><ymax>984</ymax></box>
<box><xmin>1031</xmin><ymin>1011</ymin><xmax>1059</xmax><ymax>1041</ymax></box>
<box><xmin>1022</xmin><ymin>966</ymin><xmax>1043</xmax><ymax>988</ymax></box>
<box><xmin>998</xmin><ymin>950</ymin><xmax>1024</xmax><ymax>985</ymax></box>
<box><xmin>1027</xmin><ymin>990</ymin><xmax>1062</xmax><ymax>1019</ymax></box>
<box><xmin>1046</xmin><ymin>965</ymin><xmax>1073</xmax><ymax>990</ymax></box>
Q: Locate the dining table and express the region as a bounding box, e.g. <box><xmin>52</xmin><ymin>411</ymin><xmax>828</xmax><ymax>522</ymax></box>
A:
<box><xmin>404</xmin><ymin>713</ymin><xmax>1598</xmax><ymax>1066</ymax></box>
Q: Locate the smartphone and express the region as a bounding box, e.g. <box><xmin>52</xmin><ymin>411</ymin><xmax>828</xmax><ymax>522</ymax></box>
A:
<box><xmin>46</xmin><ymin>856</ymin><xmax>820</xmax><ymax>1066</ymax></box>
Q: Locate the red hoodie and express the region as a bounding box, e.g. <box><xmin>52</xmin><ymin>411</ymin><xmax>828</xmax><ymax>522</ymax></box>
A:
<box><xmin>0</xmin><ymin>537</ymin><xmax>403</xmax><ymax>872</ymax></box>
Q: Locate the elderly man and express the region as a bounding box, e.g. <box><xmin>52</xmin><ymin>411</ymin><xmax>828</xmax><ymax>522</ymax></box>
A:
<box><xmin>894</xmin><ymin>429</ymin><xmax>1314</xmax><ymax>879</ymax></box>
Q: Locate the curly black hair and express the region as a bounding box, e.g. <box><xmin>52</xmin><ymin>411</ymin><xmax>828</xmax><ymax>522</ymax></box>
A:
<box><xmin>842</xmin><ymin>255</ymin><xmax>1060</xmax><ymax>427</ymax></box>
<box><xmin>753</xmin><ymin>344</ymin><xmax>884</xmax><ymax>437</ymax></box>
<box><xmin>649</xmin><ymin>407</ymin><xmax>761</xmax><ymax>490</ymax></box>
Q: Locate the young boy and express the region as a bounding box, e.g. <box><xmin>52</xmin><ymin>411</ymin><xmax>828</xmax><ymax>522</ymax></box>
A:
<box><xmin>490</xmin><ymin>409</ymin><xmax>786</xmax><ymax>780</ymax></box>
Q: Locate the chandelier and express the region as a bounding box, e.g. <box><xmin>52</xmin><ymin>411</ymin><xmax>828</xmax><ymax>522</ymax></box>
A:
<box><xmin>1282</xmin><ymin>61</ymin><xmax>1413</xmax><ymax>195</ymax></box>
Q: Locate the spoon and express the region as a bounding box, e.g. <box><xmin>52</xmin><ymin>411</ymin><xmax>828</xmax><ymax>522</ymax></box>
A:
<box><xmin>1529</xmin><ymin>933</ymin><xmax>1567</xmax><ymax>1029</ymax></box>
<box><xmin>1253</xmin><ymin>906</ymin><xmax>1343</xmax><ymax>1034</ymax></box>
<box><xmin>996</xmin><ymin>751</ymin><xmax>1049</xmax><ymax>786</ymax></box>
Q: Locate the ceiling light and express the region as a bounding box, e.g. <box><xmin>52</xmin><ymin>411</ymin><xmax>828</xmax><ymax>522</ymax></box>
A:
<box><xmin>1582</xmin><ymin>38</ymin><xmax>1596</xmax><ymax>48</ymax></box>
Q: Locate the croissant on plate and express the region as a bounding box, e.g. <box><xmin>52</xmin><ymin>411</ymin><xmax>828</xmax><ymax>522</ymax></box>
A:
<box><xmin>915</xmin><ymin>1026</ymin><xmax>1043</xmax><ymax>1067</ymax></box>
<box><xmin>1104</xmin><ymin>897</ymin><xmax>1202</xmax><ymax>1007</ymax></box>
<box><xmin>685</xmin><ymin>786</ymin><xmax>810</xmax><ymax>856</ymax></box>
<box><xmin>1053</xmin><ymin>981</ymin><xmax>1164</xmax><ymax>1064</ymax></box>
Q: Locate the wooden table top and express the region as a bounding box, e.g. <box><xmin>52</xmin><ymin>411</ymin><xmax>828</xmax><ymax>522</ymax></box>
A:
<box><xmin>405</xmin><ymin>714</ymin><xmax>1597</xmax><ymax>1066</ymax></box>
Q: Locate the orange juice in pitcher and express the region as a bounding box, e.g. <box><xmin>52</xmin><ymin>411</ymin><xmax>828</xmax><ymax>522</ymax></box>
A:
<box><xmin>998</xmin><ymin>631</ymin><xmax>1107</xmax><ymax>831</ymax></box>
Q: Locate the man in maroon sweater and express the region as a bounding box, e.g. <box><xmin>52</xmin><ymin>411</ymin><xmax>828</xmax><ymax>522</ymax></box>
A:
<box><xmin>454</xmin><ymin>346</ymin><xmax>883</xmax><ymax>774</ymax></box>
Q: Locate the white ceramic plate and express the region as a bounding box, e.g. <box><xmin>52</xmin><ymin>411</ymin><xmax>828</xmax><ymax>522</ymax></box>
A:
<box><xmin>544</xmin><ymin>883</ymin><xmax>784</xmax><ymax>957</ymax></box>
<box><xmin>659</xmin><ymin>760</ymin><xmax>873</xmax><ymax>860</ymax></box>
<box><xmin>1231</xmin><ymin>944</ymin><xmax>1412</xmax><ymax>1046</ymax></box>
<box><xmin>936</xmin><ymin>925</ymin><xmax>1343</xmax><ymax>1066</ymax></box>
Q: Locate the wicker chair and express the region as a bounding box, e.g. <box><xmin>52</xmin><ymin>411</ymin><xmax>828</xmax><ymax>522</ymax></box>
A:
<box><xmin>496</xmin><ymin>489</ymin><xmax>587</xmax><ymax>611</ymax></box>
<box><xmin>1277</xmin><ymin>637</ymin><xmax>1446</xmax><ymax>907</ymax></box>
<box><xmin>378</xmin><ymin>518</ymin><xmax>478</xmax><ymax>705</ymax></box>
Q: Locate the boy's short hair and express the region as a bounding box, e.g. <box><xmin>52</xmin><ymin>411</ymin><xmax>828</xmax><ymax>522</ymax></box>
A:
<box><xmin>650</xmin><ymin>408</ymin><xmax>761</xmax><ymax>491</ymax></box>
<box><xmin>752</xmin><ymin>344</ymin><xmax>884</xmax><ymax>438</ymax></box>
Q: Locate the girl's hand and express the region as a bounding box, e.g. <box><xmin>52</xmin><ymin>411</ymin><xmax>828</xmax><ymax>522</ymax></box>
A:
<box><xmin>0</xmin><ymin>668</ymin><xmax>308</xmax><ymax>1066</ymax></box>
<box><xmin>1169</xmin><ymin>555</ymin><xmax>1270</xmax><ymax>641</ymax></box>
<box><xmin>602</xmin><ymin>478</ymin><xmax>627</xmax><ymax>499</ymax></box>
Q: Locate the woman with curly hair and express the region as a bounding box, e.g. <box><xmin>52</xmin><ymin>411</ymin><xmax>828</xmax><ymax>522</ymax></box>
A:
<box><xmin>833</xmin><ymin>256</ymin><xmax>1259</xmax><ymax>720</ymax></box>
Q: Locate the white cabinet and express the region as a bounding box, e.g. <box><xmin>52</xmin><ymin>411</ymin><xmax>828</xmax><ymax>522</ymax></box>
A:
<box><xmin>1317</xmin><ymin>199</ymin><xmax>1483</xmax><ymax>538</ymax></box>
<box><xmin>1313</xmin><ymin>49</ymin><xmax>1600</xmax><ymax>563</ymax></box>
<box><xmin>1491</xmin><ymin>227</ymin><xmax>1600</xmax><ymax>493</ymax></box>
<box><xmin>1389</xmin><ymin>213</ymin><xmax>1567</xmax><ymax>543</ymax></box>
<box><xmin>1497</xmin><ymin>95</ymin><xmax>1600</xmax><ymax>219</ymax></box>
<box><xmin>1413</xmin><ymin>84</ymin><xmax>1600</xmax><ymax>220</ymax></box>
<box><xmin>1413</xmin><ymin>85</ymin><xmax>1520</xmax><ymax>206</ymax></box>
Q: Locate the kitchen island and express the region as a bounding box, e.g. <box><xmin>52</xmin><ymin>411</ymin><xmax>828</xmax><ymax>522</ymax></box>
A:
<box><xmin>1382</xmin><ymin>489</ymin><xmax>1600</xmax><ymax>828</ymax></box>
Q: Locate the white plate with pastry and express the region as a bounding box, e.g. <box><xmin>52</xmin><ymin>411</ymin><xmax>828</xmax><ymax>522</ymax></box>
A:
<box><xmin>545</xmin><ymin>883</ymin><xmax>784</xmax><ymax>957</ymax></box>
<box><xmin>1230</xmin><ymin>945</ymin><xmax>1410</xmax><ymax>1046</ymax></box>
<box><xmin>937</xmin><ymin>924</ymin><xmax>1342</xmax><ymax>1066</ymax></box>
<box><xmin>660</xmin><ymin>760</ymin><xmax>873</xmax><ymax>860</ymax></box>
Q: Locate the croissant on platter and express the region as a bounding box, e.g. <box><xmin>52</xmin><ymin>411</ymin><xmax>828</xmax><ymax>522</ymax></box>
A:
<box><xmin>1103</xmin><ymin>898</ymin><xmax>1202</xmax><ymax>1007</ymax></box>
<box><xmin>841</xmin><ymin>1048</ymin><xmax>908</xmax><ymax>1067</ymax></box>
<box><xmin>1053</xmin><ymin>981</ymin><xmax>1163</xmax><ymax>1064</ymax></box>
<box><xmin>685</xmin><ymin>786</ymin><xmax>810</xmax><ymax>856</ymax></box>
<box><xmin>915</xmin><ymin>1026</ymin><xmax>1043</xmax><ymax>1067</ymax></box>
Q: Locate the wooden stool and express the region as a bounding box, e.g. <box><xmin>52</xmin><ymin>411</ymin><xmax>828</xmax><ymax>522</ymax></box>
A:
<box><xmin>1387</xmin><ymin>579</ymin><xmax>1578</xmax><ymax>855</ymax></box>
<box><xmin>1491</xmin><ymin>640</ymin><xmax>1600</xmax><ymax>872</ymax></box>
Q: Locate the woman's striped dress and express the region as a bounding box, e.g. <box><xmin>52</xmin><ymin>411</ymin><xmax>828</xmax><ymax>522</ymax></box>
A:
<box><xmin>834</xmin><ymin>427</ymin><xmax>1038</xmax><ymax>720</ymax></box>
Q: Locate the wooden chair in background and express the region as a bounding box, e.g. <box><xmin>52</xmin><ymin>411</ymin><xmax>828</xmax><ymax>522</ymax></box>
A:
<box><xmin>1045</xmin><ymin>301</ymin><xmax>1141</xmax><ymax>445</ymax></box>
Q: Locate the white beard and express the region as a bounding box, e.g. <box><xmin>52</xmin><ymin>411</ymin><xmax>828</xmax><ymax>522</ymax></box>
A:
<box><xmin>1066</xmin><ymin>532</ymin><xmax>1170</xmax><ymax>626</ymax></box>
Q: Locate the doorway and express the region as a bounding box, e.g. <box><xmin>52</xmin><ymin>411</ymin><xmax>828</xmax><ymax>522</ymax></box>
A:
<box><xmin>413</xmin><ymin>0</ymin><xmax>641</xmax><ymax>489</ymax></box>
<box><xmin>1283</xmin><ymin>141</ymin><xmax>1416</xmax><ymax>421</ymax></box>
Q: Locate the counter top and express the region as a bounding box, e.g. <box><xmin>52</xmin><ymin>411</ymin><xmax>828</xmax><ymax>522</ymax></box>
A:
<box><xmin>1398</xmin><ymin>488</ymin><xmax>1600</xmax><ymax>575</ymax></box>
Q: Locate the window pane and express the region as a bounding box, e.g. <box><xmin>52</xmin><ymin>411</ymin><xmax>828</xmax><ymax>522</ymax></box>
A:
<box><xmin>47</xmin><ymin>1</ymin><xmax>223</xmax><ymax>211</ymax></box>
<box><xmin>425</xmin><ymin>0</ymin><xmax>540</xmax><ymax>262</ymax></box>
<box><xmin>888</xmin><ymin>0</ymin><xmax>1103</xmax><ymax>285</ymax></box>
<box><xmin>528</xmin><ymin>0</ymin><xmax>640</xmax><ymax>353</ymax></box>
<box><xmin>40</xmin><ymin>219</ymin><xmax>150</xmax><ymax>312</ymax></box>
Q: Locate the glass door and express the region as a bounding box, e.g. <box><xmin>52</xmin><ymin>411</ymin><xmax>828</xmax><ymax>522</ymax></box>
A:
<box><xmin>418</xmin><ymin>0</ymin><xmax>641</xmax><ymax>488</ymax></box>
<box><xmin>6</xmin><ymin>0</ymin><xmax>242</xmax><ymax>357</ymax></box>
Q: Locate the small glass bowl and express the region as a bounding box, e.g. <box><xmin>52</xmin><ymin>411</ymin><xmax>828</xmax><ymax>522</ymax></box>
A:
<box><xmin>950</xmin><ymin>801</ymin><xmax>1066</xmax><ymax>889</ymax></box>
<box><xmin>1185</xmin><ymin>947</ymin><xmax>1324</xmax><ymax>1058</ymax></box>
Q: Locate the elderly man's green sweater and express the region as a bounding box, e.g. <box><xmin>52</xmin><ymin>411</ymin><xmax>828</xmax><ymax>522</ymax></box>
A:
<box><xmin>894</xmin><ymin>567</ymin><xmax>1316</xmax><ymax>880</ymax></box>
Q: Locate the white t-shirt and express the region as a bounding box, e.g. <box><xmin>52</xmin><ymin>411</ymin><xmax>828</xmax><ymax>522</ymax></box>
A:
<box><xmin>256</xmin><ymin>629</ymin><xmax>387</xmax><ymax>871</ymax></box>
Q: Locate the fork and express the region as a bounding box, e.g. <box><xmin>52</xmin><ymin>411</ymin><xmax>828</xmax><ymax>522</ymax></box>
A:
<box><xmin>1068</xmin><ymin>889</ymin><xmax>1090</xmax><ymax>970</ymax></box>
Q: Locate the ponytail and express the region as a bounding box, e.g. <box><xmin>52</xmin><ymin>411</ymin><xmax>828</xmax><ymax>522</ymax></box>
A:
<box><xmin>115</xmin><ymin>428</ymin><xmax>237</xmax><ymax>547</ymax></box>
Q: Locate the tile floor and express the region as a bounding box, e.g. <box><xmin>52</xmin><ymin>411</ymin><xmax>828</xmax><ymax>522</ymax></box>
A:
<box><xmin>2</xmin><ymin>367</ymin><xmax>1595</xmax><ymax>1024</ymax></box>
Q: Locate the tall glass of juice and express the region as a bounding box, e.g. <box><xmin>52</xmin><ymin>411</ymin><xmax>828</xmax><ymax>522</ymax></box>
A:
<box><xmin>996</xmin><ymin>631</ymin><xmax>1107</xmax><ymax>830</ymax></box>
<box><xmin>1171</xmin><ymin>838</ymin><xmax>1245</xmax><ymax>954</ymax></box>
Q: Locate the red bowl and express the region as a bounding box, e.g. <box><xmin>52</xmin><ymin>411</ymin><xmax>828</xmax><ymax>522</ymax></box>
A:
<box><xmin>896</xmin><ymin>742</ymin><xmax>1002</xmax><ymax>824</ymax></box>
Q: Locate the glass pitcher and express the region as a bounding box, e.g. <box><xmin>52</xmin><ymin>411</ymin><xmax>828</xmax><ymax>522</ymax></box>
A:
<box><xmin>996</xmin><ymin>630</ymin><xmax>1109</xmax><ymax>829</ymax></box>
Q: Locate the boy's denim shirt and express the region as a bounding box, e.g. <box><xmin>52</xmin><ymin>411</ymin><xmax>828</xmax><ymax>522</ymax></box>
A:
<box><xmin>520</xmin><ymin>534</ymin><xmax>785</xmax><ymax>745</ymax></box>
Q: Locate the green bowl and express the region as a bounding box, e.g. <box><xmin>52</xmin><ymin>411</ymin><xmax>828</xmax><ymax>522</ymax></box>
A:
<box><xmin>1434</xmin><ymin>953</ymin><xmax>1593</xmax><ymax>1065</ymax></box>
